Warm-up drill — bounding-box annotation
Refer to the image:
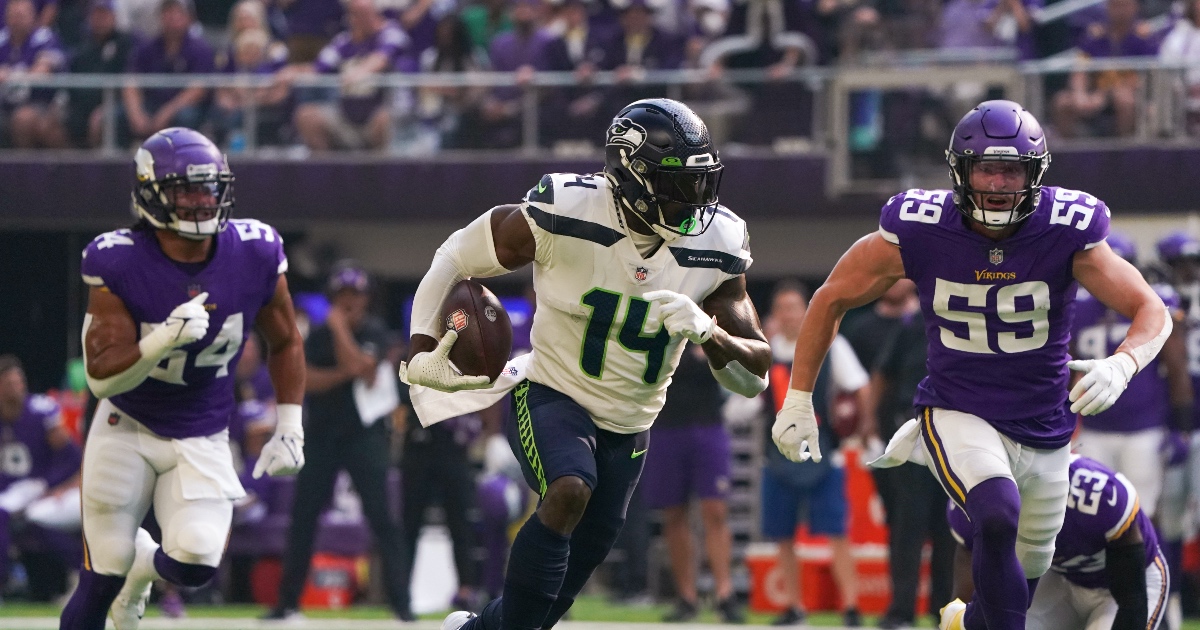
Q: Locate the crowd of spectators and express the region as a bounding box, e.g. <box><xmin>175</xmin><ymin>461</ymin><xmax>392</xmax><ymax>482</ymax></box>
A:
<box><xmin>0</xmin><ymin>0</ymin><xmax>1195</xmax><ymax>152</ymax></box>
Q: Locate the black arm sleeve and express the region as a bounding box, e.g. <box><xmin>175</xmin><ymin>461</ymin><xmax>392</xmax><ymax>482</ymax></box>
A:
<box><xmin>1107</xmin><ymin>540</ymin><xmax>1148</xmax><ymax>630</ymax></box>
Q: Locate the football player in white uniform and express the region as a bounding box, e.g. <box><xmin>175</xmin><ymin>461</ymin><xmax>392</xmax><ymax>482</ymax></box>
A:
<box><xmin>402</xmin><ymin>98</ymin><xmax>771</xmax><ymax>630</ymax></box>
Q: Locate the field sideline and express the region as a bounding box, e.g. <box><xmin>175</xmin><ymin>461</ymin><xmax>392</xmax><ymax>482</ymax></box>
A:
<box><xmin>5</xmin><ymin>597</ymin><xmax>1200</xmax><ymax>629</ymax></box>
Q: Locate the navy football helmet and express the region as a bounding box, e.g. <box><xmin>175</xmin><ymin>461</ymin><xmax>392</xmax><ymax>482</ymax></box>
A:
<box><xmin>133</xmin><ymin>127</ymin><xmax>233</xmax><ymax>239</ymax></box>
<box><xmin>603</xmin><ymin>99</ymin><xmax>722</xmax><ymax>241</ymax></box>
<box><xmin>946</xmin><ymin>100</ymin><xmax>1050</xmax><ymax>228</ymax></box>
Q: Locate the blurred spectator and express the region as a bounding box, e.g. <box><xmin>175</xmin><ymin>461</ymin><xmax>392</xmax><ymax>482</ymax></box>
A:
<box><xmin>217</xmin><ymin>0</ymin><xmax>289</xmax><ymax>72</ymax></box>
<box><xmin>264</xmin><ymin>263</ymin><xmax>413</xmax><ymax>622</ymax></box>
<box><xmin>545</xmin><ymin>0</ymin><xmax>615</xmax><ymax>144</ymax></box>
<box><xmin>462</xmin><ymin>0</ymin><xmax>514</xmax><ymax>52</ymax></box>
<box><xmin>462</xmin><ymin>0</ymin><xmax>571</xmax><ymax>147</ymax></box>
<box><xmin>761</xmin><ymin>281</ymin><xmax>865</xmax><ymax>627</ymax></box>
<box><xmin>122</xmin><ymin>0</ymin><xmax>215</xmax><ymax>142</ymax></box>
<box><xmin>642</xmin><ymin>344</ymin><xmax>744</xmax><ymax>623</ymax></box>
<box><xmin>211</xmin><ymin>28</ymin><xmax>293</xmax><ymax>147</ymax></box>
<box><xmin>1158</xmin><ymin>0</ymin><xmax>1200</xmax><ymax>134</ymax></box>
<box><xmin>0</xmin><ymin>355</ymin><xmax>83</xmax><ymax>599</ymax></box>
<box><xmin>388</xmin><ymin>0</ymin><xmax>460</xmax><ymax>61</ymax></box>
<box><xmin>408</xmin><ymin>14</ymin><xmax>488</xmax><ymax>149</ymax></box>
<box><xmin>287</xmin><ymin>0</ymin><xmax>411</xmax><ymax>150</ymax></box>
<box><xmin>606</xmin><ymin>0</ymin><xmax>682</xmax><ymax>104</ymax></box>
<box><xmin>0</xmin><ymin>0</ymin><xmax>56</xmax><ymax>29</ymax></box>
<box><xmin>1051</xmin><ymin>0</ymin><xmax>1158</xmax><ymax>138</ymax></box>
<box><xmin>475</xmin><ymin>430</ymin><xmax>532</xmax><ymax>599</ymax></box>
<box><xmin>115</xmin><ymin>0</ymin><xmax>165</xmax><ymax>39</ymax></box>
<box><xmin>0</xmin><ymin>0</ymin><xmax>67</xmax><ymax>148</ymax></box>
<box><xmin>281</xmin><ymin>0</ymin><xmax>345</xmax><ymax>62</ymax></box>
<box><xmin>66</xmin><ymin>0</ymin><xmax>134</xmax><ymax>148</ymax></box>
<box><xmin>938</xmin><ymin>0</ymin><xmax>1039</xmax><ymax>60</ymax></box>
<box><xmin>399</xmin><ymin>403</ymin><xmax>483</xmax><ymax>613</ymax></box>
<box><xmin>866</xmin><ymin>297</ymin><xmax>955</xmax><ymax>630</ymax></box>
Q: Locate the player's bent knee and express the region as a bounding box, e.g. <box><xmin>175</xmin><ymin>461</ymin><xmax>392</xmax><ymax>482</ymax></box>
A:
<box><xmin>86</xmin><ymin>534</ymin><xmax>136</xmax><ymax>576</ymax></box>
<box><xmin>1015</xmin><ymin>540</ymin><xmax>1055</xmax><ymax>578</ymax></box>
<box><xmin>171</xmin><ymin>522</ymin><xmax>226</xmax><ymax>566</ymax></box>
<box><xmin>538</xmin><ymin>476</ymin><xmax>592</xmax><ymax>533</ymax></box>
<box><xmin>157</xmin><ymin>552</ymin><xmax>219</xmax><ymax>588</ymax></box>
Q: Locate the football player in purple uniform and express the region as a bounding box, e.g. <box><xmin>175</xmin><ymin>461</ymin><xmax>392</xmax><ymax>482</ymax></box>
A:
<box><xmin>947</xmin><ymin>455</ymin><xmax>1167</xmax><ymax>630</ymax></box>
<box><xmin>771</xmin><ymin>100</ymin><xmax>1173</xmax><ymax>630</ymax></box>
<box><xmin>59</xmin><ymin>128</ymin><xmax>307</xmax><ymax>630</ymax></box>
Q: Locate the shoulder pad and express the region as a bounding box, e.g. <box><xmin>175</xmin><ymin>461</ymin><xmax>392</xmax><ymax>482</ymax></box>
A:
<box><xmin>81</xmin><ymin>229</ymin><xmax>137</xmax><ymax>287</ymax></box>
<box><xmin>879</xmin><ymin>189</ymin><xmax>954</xmax><ymax>245</ymax></box>
<box><xmin>1041</xmin><ymin>187</ymin><xmax>1110</xmax><ymax>249</ymax></box>
<box><xmin>228</xmin><ymin>219</ymin><xmax>288</xmax><ymax>275</ymax></box>
<box><xmin>667</xmin><ymin>206</ymin><xmax>752</xmax><ymax>276</ymax></box>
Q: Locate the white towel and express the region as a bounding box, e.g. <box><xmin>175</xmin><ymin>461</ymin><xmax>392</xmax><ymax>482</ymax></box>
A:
<box><xmin>409</xmin><ymin>354</ymin><xmax>531</xmax><ymax>427</ymax></box>
<box><xmin>866</xmin><ymin>418</ymin><xmax>928</xmax><ymax>468</ymax></box>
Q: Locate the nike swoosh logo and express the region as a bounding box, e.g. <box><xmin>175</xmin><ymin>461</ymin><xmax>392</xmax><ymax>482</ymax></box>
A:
<box><xmin>1108</xmin><ymin>485</ymin><xmax>1118</xmax><ymax>506</ymax></box>
<box><xmin>631</xmin><ymin>448</ymin><xmax>648</xmax><ymax>459</ymax></box>
<box><xmin>537</xmin><ymin>182</ymin><xmax>547</xmax><ymax>193</ymax></box>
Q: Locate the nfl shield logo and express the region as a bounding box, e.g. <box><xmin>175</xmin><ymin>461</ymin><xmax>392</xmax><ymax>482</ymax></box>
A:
<box><xmin>187</xmin><ymin>283</ymin><xmax>203</xmax><ymax>298</ymax></box>
<box><xmin>989</xmin><ymin>248</ymin><xmax>1004</xmax><ymax>265</ymax></box>
<box><xmin>107</xmin><ymin>412</ymin><xmax>120</xmax><ymax>426</ymax></box>
<box><xmin>635</xmin><ymin>266</ymin><xmax>648</xmax><ymax>282</ymax></box>
<box><xmin>446</xmin><ymin>309</ymin><xmax>469</xmax><ymax>332</ymax></box>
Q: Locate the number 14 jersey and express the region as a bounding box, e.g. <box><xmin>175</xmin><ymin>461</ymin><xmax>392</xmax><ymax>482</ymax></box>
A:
<box><xmin>519</xmin><ymin>173</ymin><xmax>752</xmax><ymax>434</ymax></box>
<box><xmin>878</xmin><ymin>186</ymin><xmax>1111</xmax><ymax>449</ymax></box>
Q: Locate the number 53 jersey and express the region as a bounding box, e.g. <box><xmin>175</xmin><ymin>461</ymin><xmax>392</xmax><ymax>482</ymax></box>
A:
<box><xmin>879</xmin><ymin>186</ymin><xmax>1111</xmax><ymax>449</ymax></box>
<box><xmin>519</xmin><ymin>173</ymin><xmax>752</xmax><ymax>434</ymax></box>
<box><xmin>80</xmin><ymin>220</ymin><xmax>287</xmax><ymax>439</ymax></box>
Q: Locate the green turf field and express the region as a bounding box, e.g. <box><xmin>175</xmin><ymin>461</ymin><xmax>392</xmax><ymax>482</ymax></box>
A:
<box><xmin>3</xmin><ymin>596</ymin><xmax>1200</xmax><ymax>628</ymax></box>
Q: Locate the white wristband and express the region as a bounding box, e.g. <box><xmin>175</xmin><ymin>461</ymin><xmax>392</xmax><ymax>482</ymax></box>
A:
<box><xmin>1127</xmin><ymin>305</ymin><xmax>1172</xmax><ymax>374</ymax></box>
<box><xmin>276</xmin><ymin>403</ymin><xmax>303</xmax><ymax>433</ymax></box>
<box><xmin>709</xmin><ymin>359</ymin><xmax>769</xmax><ymax>398</ymax></box>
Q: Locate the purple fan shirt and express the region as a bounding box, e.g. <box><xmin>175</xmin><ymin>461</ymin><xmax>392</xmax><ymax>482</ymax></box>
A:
<box><xmin>949</xmin><ymin>455</ymin><xmax>1159</xmax><ymax>590</ymax></box>
<box><xmin>126</xmin><ymin>31</ymin><xmax>216</xmax><ymax>110</ymax></box>
<box><xmin>0</xmin><ymin>25</ymin><xmax>63</xmax><ymax>105</ymax></box>
<box><xmin>0</xmin><ymin>394</ymin><xmax>80</xmax><ymax>491</ymax></box>
<box><xmin>314</xmin><ymin>20</ymin><xmax>410</xmax><ymax>124</ymax></box>
<box><xmin>1071</xmin><ymin>283</ymin><xmax>1180</xmax><ymax>433</ymax></box>
<box><xmin>878</xmin><ymin>186</ymin><xmax>1111</xmax><ymax>449</ymax></box>
<box><xmin>80</xmin><ymin>220</ymin><xmax>288</xmax><ymax>440</ymax></box>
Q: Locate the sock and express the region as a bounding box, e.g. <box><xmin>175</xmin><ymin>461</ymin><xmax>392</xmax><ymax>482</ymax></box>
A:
<box><xmin>961</xmin><ymin>478</ymin><xmax>1027</xmax><ymax>630</ymax></box>
<box><xmin>154</xmin><ymin>549</ymin><xmax>218</xmax><ymax>588</ymax></box>
<box><xmin>494</xmin><ymin>513</ymin><xmax>570</xmax><ymax>630</ymax></box>
<box><xmin>58</xmin><ymin>569</ymin><xmax>125</xmax><ymax>630</ymax></box>
<box><xmin>1026</xmin><ymin>577</ymin><xmax>1040</xmax><ymax>607</ymax></box>
<box><xmin>541</xmin><ymin>517</ymin><xmax>624</xmax><ymax>628</ymax></box>
<box><xmin>464</xmin><ymin>596</ymin><xmax>504</xmax><ymax>630</ymax></box>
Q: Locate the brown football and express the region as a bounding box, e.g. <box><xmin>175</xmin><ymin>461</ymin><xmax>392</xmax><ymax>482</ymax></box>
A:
<box><xmin>441</xmin><ymin>279</ymin><xmax>512</xmax><ymax>382</ymax></box>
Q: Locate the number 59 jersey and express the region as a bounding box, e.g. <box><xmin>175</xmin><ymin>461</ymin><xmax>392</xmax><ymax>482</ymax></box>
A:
<box><xmin>519</xmin><ymin>173</ymin><xmax>752</xmax><ymax>434</ymax></box>
<box><xmin>80</xmin><ymin>220</ymin><xmax>288</xmax><ymax>440</ymax></box>
<box><xmin>879</xmin><ymin>186</ymin><xmax>1111</xmax><ymax>450</ymax></box>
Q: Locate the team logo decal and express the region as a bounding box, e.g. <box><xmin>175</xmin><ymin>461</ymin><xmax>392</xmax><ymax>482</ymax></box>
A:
<box><xmin>447</xmin><ymin>309</ymin><xmax>469</xmax><ymax>332</ymax></box>
<box><xmin>607</xmin><ymin>118</ymin><xmax>646</xmax><ymax>153</ymax></box>
<box><xmin>989</xmin><ymin>248</ymin><xmax>1004</xmax><ymax>265</ymax></box>
<box><xmin>484</xmin><ymin>306</ymin><xmax>498</xmax><ymax>322</ymax></box>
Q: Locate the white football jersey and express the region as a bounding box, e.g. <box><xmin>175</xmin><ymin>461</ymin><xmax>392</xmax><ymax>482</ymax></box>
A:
<box><xmin>519</xmin><ymin>172</ymin><xmax>752</xmax><ymax>433</ymax></box>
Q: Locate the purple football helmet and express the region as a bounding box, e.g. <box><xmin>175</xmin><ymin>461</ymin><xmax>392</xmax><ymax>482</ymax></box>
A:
<box><xmin>1106</xmin><ymin>232</ymin><xmax>1138</xmax><ymax>264</ymax></box>
<box><xmin>946</xmin><ymin>100</ymin><xmax>1050</xmax><ymax>228</ymax></box>
<box><xmin>1157</xmin><ymin>231</ymin><xmax>1200</xmax><ymax>262</ymax></box>
<box><xmin>132</xmin><ymin>127</ymin><xmax>233</xmax><ymax>239</ymax></box>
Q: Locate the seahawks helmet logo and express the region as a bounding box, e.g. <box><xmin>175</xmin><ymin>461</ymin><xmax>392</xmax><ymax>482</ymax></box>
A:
<box><xmin>607</xmin><ymin>118</ymin><xmax>646</xmax><ymax>152</ymax></box>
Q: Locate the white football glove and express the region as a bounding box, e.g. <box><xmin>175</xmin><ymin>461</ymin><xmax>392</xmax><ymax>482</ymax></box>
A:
<box><xmin>253</xmin><ymin>404</ymin><xmax>304</xmax><ymax>478</ymax></box>
<box><xmin>1067</xmin><ymin>352</ymin><xmax>1137</xmax><ymax>416</ymax></box>
<box><xmin>140</xmin><ymin>292</ymin><xmax>210</xmax><ymax>358</ymax></box>
<box><xmin>643</xmin><ymin>290</ymin><xmax>715</xmax><ymax>344</ymax></box>
<box><xmin>398</xmin><ymin>330</ymin><xmax>492</xmax><ymax>392</ymax></box>
<box><xmin>772</xmin><ymin>389</ymin><xmax>823</xmax><ymax>463</ymax></box>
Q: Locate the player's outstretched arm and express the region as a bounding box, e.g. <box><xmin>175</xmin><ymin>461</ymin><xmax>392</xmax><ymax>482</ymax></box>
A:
<box><xmin>773</xmin><ymin>232</ymin><xmax>905</xmax><ymax>463</ymax></box>
<box><xmin>1105</xmin><ymin>521</ymin><xmax>1148</xmax><ymax>630</ymax></box>
<box><xmin>408</xmin><ymin>204</ymin><xmax>533</xmax><ymax>358</ymax></box>
<box><xmin>1071</xmin><ymin>243</ymin><xmax>1172</xmax><ymax>415</ymax></box>
<box><xmin>82</xmin><ymin>287</ymin><xmax>210</xmax><ymax>399</ymax></box>
<box><xmin>254</xmin><ymin>275</ymin><xmax>307</xmax><ymax>478</ymax></box>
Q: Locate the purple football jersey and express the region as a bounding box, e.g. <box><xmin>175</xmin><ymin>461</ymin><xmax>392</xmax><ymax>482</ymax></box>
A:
<box><xmin>879</xmin><ymin>186</ymin><xmax>1111</xmax><ymax>449</ymax></box>
<box><xmin>948</xmin><ymin>455</ymin><xmax>1158</xmax><ymax>590</ymax></box>
<box><xmin>1071</xmin><ymin>284</ymin><xmax>1180</xmax><ymax>433</ymax></box>
<box><xmin>80</xmin><ymin>219</ymin><xmax>288</xmax><ymax>440</ymax></box>
<box><xmin>0</xmin><ymin>394</ymin><xmax>75</xmax><ymax>491</ymax></box>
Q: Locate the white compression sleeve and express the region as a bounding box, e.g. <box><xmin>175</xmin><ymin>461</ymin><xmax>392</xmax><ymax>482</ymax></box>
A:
<box><xmin>1127</xmin><ymin>304</ymin><xmax>1173</xmax><ymax>374</ymax></box>
<box><xmin>82</xmin><ymin>314</ymin><xmax>182</xmax><ymax>399</ymax></box>
<box><xmin>710</xmin><ymin>360</ymin><xmax>769</xmax><ymax>398</ymax></box>
<box><xmin>410</xmin><ymin>209</ymin><xmax>512</xmax><ymax>338</ymax></box>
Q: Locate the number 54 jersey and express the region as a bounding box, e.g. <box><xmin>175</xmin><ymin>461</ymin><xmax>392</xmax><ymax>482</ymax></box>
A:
<box><xmin>519</xmin><ymin>173</ymin><xmax>752</xmax><ymax>434</ymax></box>
<box><xmin>80</xmin><ymin>220</ymin><xmax>287</xmax><ymax>440</ymax></box>
<box><xmin>879</xmin><ymin>186</ymin><xmax>1111</xmax><ymax>450</ymax></box>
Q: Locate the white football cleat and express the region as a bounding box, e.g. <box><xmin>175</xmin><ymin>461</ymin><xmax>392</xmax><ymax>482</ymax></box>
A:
<box><xmin>110</xmin><ymin>529</ymin><xmax>157</xmax><ymax>630</ymax></box>
<box><xmin>939</xmin><ymin>598</ymin><xmax>967</xmax><ymax>630</ymax></box>
<box><xmin>442</xmin><ymin>610</ymin><xmax>477</xmax><ymax>630</ymax></box>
